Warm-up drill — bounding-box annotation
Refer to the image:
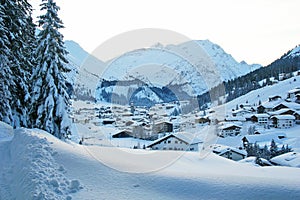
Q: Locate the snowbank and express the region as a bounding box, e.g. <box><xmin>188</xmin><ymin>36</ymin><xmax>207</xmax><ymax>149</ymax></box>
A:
<box><xmin>1</xmin><ymin>122</ymin><xmax>300</xmax><ymax>199</ymax></box>
<box><xmin>0</xmin><ymin>121</ymin><xmax>13</xmax><ymax>141</ymax></box>
<box><xmin>0</xmin><ymin>127</ymin><xmax>81</xmax><ymax>200</ymax></box>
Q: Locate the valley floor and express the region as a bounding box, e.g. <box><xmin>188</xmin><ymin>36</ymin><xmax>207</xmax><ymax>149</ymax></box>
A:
<box><xmin>0</xmin><ymin>122</ymin><xmax>300</xmax><ymax>200</ymax></box>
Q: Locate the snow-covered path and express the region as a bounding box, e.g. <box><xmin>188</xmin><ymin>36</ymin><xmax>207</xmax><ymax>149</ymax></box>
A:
<box><xmin>0</xmin><ymin>122</ymin><xmax>300</xmax><ymax>199</ymax></box>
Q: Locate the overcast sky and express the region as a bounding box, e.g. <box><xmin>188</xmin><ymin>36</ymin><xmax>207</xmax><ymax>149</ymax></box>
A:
<box><xmin>30</xmin><ymin>0</ymin><xmax>300</xmax><ymax>66</ymax></box>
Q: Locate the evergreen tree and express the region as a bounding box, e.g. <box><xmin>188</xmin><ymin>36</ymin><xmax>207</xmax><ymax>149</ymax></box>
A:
<box><xmin>0</xmin><ymin>4</ymin><xmax>14</xmax><ymax>124</ymax></box>
<box><xmin>2</xmin><ymin>0</ymin><xmax>36</xmax><ymax>127</ymax></box>
<box><xmin>262</xmin><ymin>144</ymin><xmax>271</xmax><ymax>160</ymax></box>
<box><xmin>31</xmin><ymin>0</ymin><xmax>71</xmax><ymax>139</ymax></box>
<box><xmin>270</xmin><ymin>139</ymin><xmax>278</xmax><ymax>158</ymax></box>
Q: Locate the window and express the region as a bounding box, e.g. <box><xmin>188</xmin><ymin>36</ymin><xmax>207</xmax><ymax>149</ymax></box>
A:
<box><xmin>175</xmin><ymin>141</ymin><xmax>178</xmax><ymax>144</ymax></box>
<box><xmin>164</xmin><ymin>141</ymin><xmax>166</xmax><ymax>144</ymax></box>
<box><xmin>168</xmin><ymin>140</ymin><xmax>171</xmax><ymax>144</ymax></box>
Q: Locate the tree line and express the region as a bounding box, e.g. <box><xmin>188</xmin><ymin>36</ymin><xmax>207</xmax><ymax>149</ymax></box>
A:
<box><xmin>245</xmin><ymin>139</ymin><xmax>292</xmax><ymax>161</ymax></box>
<box><xmin>0</xmin><ymin>0</ymin><xmax>71</xmax><ymax>139</ymax></box>
<box><xmin>197</xmin><ymin>49</ymin><xmax>300</xmax><ymax>109</ymax></box>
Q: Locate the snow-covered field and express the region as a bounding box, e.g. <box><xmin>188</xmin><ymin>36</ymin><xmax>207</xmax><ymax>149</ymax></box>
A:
<box><xmin>1</xmin><ymin>121</ymin><xmax>300</xmax><ymax>199</ymax></box>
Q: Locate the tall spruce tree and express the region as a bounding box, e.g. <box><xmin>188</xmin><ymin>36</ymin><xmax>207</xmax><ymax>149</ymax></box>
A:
<box><xmin>31</xmin><ymin>0</ymin><xmax>71</xmax><ymax>139</ymax></box>
<box><xmin>0</xmin><ymin>4</ymin><xmax>14</xmax><ymax>124</ymax></box>
<box><xmin>1</xmin><ymin>0</ymin><xmax>36</xmax><ymax>127</ymax></box>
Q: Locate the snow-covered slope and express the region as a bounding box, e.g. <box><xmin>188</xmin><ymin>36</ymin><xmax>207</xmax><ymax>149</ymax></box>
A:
<box><xmin>216</xmin><ymin>75</ymin><xmax>300</xmax><ymax>115</ymax></box>
<box><xmin>0</xmin><ymin>122</ymin><xmax>300</xmax><ymax>199</ymax></box>
<box><xmin>64</xmin><ymin>40</ymin><xmax>105</xmax><ymax>99</ymax></box>
<box><xmin>283</xmin><ymin>45</ymin><xmax>300</xmax><ymax>59</ymax></box>
<box><xmin>96</xmin><ymin>40</ymin><xmax>261</xmax><ymax>105</ymax></box>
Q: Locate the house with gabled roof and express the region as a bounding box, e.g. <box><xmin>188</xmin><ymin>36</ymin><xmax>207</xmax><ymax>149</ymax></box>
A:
<box><xmin>268</xmin><ymin>108</ymin><xmax>296</xmax><ymax>116</ymax></box>
<box><xmin>152</xmin><ymin>121</ymin><xmax>173</xmax><ymax>134</ymax></box>
<box><xmin>250</xmin><ymin>114</ymin><xmax>269</xmax><ymax>126</ymax></box>
<box><xmin>147</xmin><ymin>132</ymin><xmax>202</xmax><ymax>151</ymax></box>
<box><xmin>112</xmin><ymin>130</ymin><xmax>133</xmax><ymax>138</ymax></box>
<box><xmin>257</xmin><ymin>99</ymin><xmax>282</xmax><ymax>113</ymax></box>
<box><xmin>273</xmin><ymin>102</ymin><xmax>300</xmax><ymax>111</ymax></box>
<box><xmin>268</xmin><ymin>95</ymin><xmax>282</xmax><ymax>102</ymax></box>
<box><xmin>232</xmin><ymin>109</ymin><xmax>251</xmax><ymax>117</ymax></box>
<box><xmin>218</xmin><ymin>123</ymin><xmax>242</xmax><ymax>137</ymax></box>
<box><xmin>210</xmin><ymin>144</ymin><xmax>247</xmax><ymax>161</ymax></box>
<box><xmin>287</xmin><ymin>88</ymin><xmax>300</xmax><ymax>99</ymax></box>
<box><xmin>271</xmin><ymin>115</ymin><xmax>295</xmax><ymax>129</ymax></box>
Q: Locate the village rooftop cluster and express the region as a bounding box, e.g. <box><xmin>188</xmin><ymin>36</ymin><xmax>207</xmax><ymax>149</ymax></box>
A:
<box><xmin>71</xmin><ymin>82</ymin><xmax>300</xmax><ymax>167</ymax></box>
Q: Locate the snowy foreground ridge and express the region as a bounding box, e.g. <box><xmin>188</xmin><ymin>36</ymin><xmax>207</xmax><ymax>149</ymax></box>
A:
<box><xmin>0</xmin><ymin>122</ymin><xmax>300</xmax><ymax>200</ymax></box>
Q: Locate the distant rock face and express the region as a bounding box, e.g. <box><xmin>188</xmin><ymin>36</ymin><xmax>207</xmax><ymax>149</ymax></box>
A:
<box><xmin>94</xmin><ymin>40</ymin><xmax>261</xmax><ymax>107</ymax></box>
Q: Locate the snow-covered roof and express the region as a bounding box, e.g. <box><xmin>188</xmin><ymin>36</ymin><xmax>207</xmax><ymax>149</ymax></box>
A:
<box><xmin>220</xmin><ymin>123</ymin><xmax>242</xmax><ymax>130</ymax></box>
<box><xmin>288</xmin><ymin>88</ymin><xmax>300</xmax><ymax>94</ymax></box>
<box><xmin>252</xmin><ymin>114</ymin><xmax>269</xmax><ymax>118</ymax></box>
<box><xmin>273</xmin><ymin>102</ymin><xmax>300</xmax><ymax>110</ymax></box>
<box><xmin>268</xmin><ymin>108</ymin><xmax>295</xmax><ymax>116</ymax></box>
<box><xmin>268</xmin><ymin>95</ymin><xmax>281</xmax><ymax>99</ymax></box>
<box><xmin>210</xmin><ymin>144</ymin><xmax>247</xmax><ymax>156</ymax></box>
<box><xmin>147</xmin><ymin>132</ymin><xmax>202</xmax><ymax>148</ymax></box>
<box><xmin>270</xmin><ymin>152</ymin><xmax>300</xmax><ymax>168</ymax></box>
<box><xmin>225</xmin><ymin>116</ymin><xmax>246</xmax><ymax>122</ymax></box>
<box><xmin>239</xmin><ymin>156</ymin><xmax>273</xmax><ymax>166</ymax></box>
<box><xmin>259</xmin><ymin>99</ymin><xmax>283</xmax><ymax>109</ymax></box>
<box><xmin>243</xmin><ymin>132</ymin><xmax>286</xmax><ymax>144</ymax></box>
<box><xmin>232</xmin><ymin>109</ymin><xmax>251</xmax><ymax>114</ymax></box>
<box><xmin>271</xmin><ymin>115</ymin><xmax>295</xmax><ymax>120</ymax></box>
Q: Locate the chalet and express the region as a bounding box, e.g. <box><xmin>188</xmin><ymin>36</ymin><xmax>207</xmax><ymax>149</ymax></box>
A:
<box><xmin>195</xmin><ymin>117</ymin><xmax>211</xmax><ymax>124</ymax></box>
<box><xmin>225</xmin><ymin>116</ymin><xmax>246</xmax><ymax>123</ymax></box>
<box><xmin>242</xmin><ymin>132</ymin><xmax>286</xmax><ymax>148</ymax></box>
<box><xmin>112</xmin><ymin>130</ymin><xmax>133</xmax><ymax>138</ymax></box>
<box><xmin>257</xmin><ymin>103</ymin><xmax>274</xmax><ymax>114</ymax></box>
<box><xmin>273</xmin><ymin>102</ymin><xmax>300</xmax><ymax>111</ymax></box>
<box><xmin>147</xmin><ymin>132</ymin><xmax>202</xmax><ymax>151</ymax></box>
<box><xmin>287</xmin><ymin>88</ymin><xmax>300</xmax><ymax>99</ymax></box>
<box><xmin>102</xmin><ymin>118</ymin><xmax>116</xmax><ymax>125</ymax></box>
<box><xmin>268</xmin><ymin>95</ymin><xmax>282</xmax><ymax>102</ymax></box>
<box><xmin>271</xmin><ymin>115</ymin><xmax>295</xmax><ymax>129</ymax></box>
<box><xmin>232</xmin><ymin>109</ymin><xmax>251</xmax><ymax>117</ymax></box>
<box><xmin>250</xmin><ymin>114</ymin><xmax>269</xmax><ymax>126</ymax></box>
<box><xmin>218</xmin><ymin>124</ymin><xmax>242</xmax><ymax>137</ymax></box>
<box><xmin>268</xmin><ymin>108</ymin><xmax>295</xmax><ymax>117</ymax></box>
<box><xmin>210</xmin><ymin>144</ymin><xmax>247</xmax><ymax>161</ymax></box>
<box><xmin>152</xmin><ymin>121</ymin><xmax>173</xmax><ymax>134</ymax></box>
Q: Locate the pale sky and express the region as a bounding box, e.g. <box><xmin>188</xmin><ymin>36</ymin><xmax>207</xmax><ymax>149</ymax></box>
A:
<box><xmin>30</xmin><ymin>0</ymin><xmax>300</xmax><ymax>66</ymax></box>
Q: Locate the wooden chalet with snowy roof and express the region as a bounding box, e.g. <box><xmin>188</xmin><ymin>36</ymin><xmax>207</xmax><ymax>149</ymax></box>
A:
<box><xmin>218</xmin><ymin>124</ymin><xmax>242</xmax><ymax>137</ymax></box>
<box><xmin>152</xmin><ymin>121</ymin><xmax>173</xmax><ymax>134</ymax></box>
<box><xmin>250</xmin><ymin>114</ymin><xmax>269</xmax><ymax>126</ymax></box>
<box><xmin>271</xmin><ymin>115</ymin><xmax>295</xmax><ymax>129</ymax></box>
<box><xmin>210</xmin><ymin>144</ymin><xmax>247</xmax><ymax>161</ymax></box>
<box><xmin>147</xmin><ymin>132</ymin><xmax>202</xmax><ymax>151</ymax></box>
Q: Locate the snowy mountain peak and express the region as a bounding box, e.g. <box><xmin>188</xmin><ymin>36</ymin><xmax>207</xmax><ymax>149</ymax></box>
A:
<box><xmin>284</xmin><ymin>45</ymin><xmax>300</xmax><ymax>59</ymax></box>
<box><xmin>93</xmin><ymin>39</ymin><xmax>262</xmax><ymax>106</ymax></box>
